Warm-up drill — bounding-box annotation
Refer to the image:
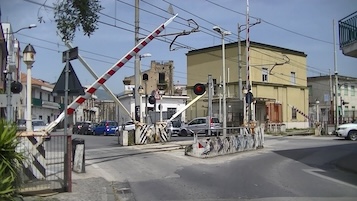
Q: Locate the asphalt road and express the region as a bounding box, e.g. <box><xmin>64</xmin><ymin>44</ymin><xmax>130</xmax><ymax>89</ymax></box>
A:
<box><xmin>81</xmin><ymin>135</ymin><xmax>357</xmax><ymax>201</ymax></box>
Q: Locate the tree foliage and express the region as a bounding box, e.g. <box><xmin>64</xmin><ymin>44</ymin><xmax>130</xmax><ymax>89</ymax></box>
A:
<box><xmin>54</xmin><ymin>0</ymin><xmax>103</xmax><ymax>41</ymax></box>
<box><xmin>0</xmin><ymin>119</ymin><xmax>24</xmax><ymax>199</ymax></box>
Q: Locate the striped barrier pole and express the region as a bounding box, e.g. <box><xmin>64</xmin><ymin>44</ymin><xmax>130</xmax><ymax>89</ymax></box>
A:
<box><xmin>45</xmin><ymin>14</ymin><xmax>178</xmax><ymax>134</ymax></box>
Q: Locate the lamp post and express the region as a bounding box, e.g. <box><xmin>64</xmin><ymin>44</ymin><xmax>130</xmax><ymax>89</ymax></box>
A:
<box><xmin>316</xmin><ymin>100</ymin><xmax>320</xmax><ymax>123</ymax></box>
<box><xmin>4</xmin><ymin>24</ymin><xmax>37</xmax><ymax>122</ymax></box>
<box><xmin>23</xmin><ymin>44</ymin><xmax>36</xmax><ymax>132</ymax></box>
<box><xmin>213</xmin><ymin>26</ymin><xmax>231</xmax><ymax>137</ymax></box>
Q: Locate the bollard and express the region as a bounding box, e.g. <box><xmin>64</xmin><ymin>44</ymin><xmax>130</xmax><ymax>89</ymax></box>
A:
<box><xmin>72</xmin><ymin>138</ymin><xmax>85</xmax><ymax>173</ymax></box>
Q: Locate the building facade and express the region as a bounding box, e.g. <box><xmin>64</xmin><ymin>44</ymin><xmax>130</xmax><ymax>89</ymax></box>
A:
<box><xmin>19</xmin><ymin>73</ymin><xmax>61</xmax><ymax>123</ymax></box>
<box><xmin>308</xmin><ymin>75</ymin><xmax>357</xmax><ymax>124</ymax></box>
<box><xmin>123</xmin><ymin>60</ymin><xmax>175</xmax><ymax>95</ymax></box>
<box><xmin>186</xmin><ymin>41</ymin><xmax>309</xmax><ymax>129</ymax></box>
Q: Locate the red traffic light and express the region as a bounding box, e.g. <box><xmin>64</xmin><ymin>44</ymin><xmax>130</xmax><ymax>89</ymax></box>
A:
<box><xmin>193</xmin><ymin>83</ymin><xmax>206</xmax><ymax>95</ymax></box>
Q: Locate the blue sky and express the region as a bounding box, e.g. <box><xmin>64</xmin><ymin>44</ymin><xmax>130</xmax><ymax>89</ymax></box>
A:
<box><xmin>1</xmin><ymin>0</ymin><xmax>356</xmax><ymax>94</ymax></box>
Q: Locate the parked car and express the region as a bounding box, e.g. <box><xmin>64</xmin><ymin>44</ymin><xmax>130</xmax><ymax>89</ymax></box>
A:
<box><xmin>32</xmin><ymin>119</ymin><xmax>47</xmax><ymax>132</ymax></box>
<box><xmin>16</xmin><ymin>119</ymin><xmax>26</xmax><ymax>131</ymax></box>
<box><xmin>118</xmin><ymin>121</ymin><xmax>135</xmax><ymax>131</ymax></box>
<box><xmin>31</xmin><ymin>119</ymin><xmax>51</xmax><ymax>140</ymax></box>
<box><xmin>78</xmin><ymin>121</ymin><xmax>93</xmax><ymax>135</ymax></box>
<box><xmin>93</xmin><ymin>120</ymin><xmax>119</xmax><ymax>136</ymax></box>
<box><xmin>179</xmin><ymin>117</ymin><xmax>221</xmax><ymax>137</ymax></box>
<box><xmin>336</xmin><ymin>123</ymin><xmax>357</xmax><ymax>141</ymax></box>
<box><xmin>72</xmin><ymin>122</ymin><xmax>84</xmax><ymax>134</ymax></box>
<box><xmin>166</xmin><ymin>119</ymin><xmax>182</xmax><ymax>137</ymax></box>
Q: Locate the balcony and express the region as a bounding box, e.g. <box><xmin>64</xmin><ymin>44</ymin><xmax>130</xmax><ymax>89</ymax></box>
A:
<box><xmin>157</xmin><ymin>82</ymin><xmax>168</xmax><ymax>91</ymax></box>
<box><xmin>339</xmin><ymin>11</ymin><xmax>357</xmax><ymax>58</ymax></box>
<box><xmin>32</xmin><ymin>98</ymin><xmax>61</xmax><ymax>109</ymax></box>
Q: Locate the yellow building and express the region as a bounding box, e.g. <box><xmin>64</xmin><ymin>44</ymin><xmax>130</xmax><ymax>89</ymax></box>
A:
<box><xmin>186</xmin><ymin>41</ymin><xmax>309</xmax><ymax>129</ymax></box>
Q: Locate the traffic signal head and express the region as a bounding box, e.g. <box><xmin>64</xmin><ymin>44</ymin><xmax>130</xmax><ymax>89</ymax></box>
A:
<box><xmin>148</xmin><ymin>95</ymin><xmax>156</xmax><ymax>104</ymax></box>
<box><xmin>193</xmin><ymin>83</ymin><xmax>206</xmax><ymax>95</ymax></box>
<box><xmin>11</xmin><ymin>81</ymin><xmax>23</xmax><ymax>94</ymax></box>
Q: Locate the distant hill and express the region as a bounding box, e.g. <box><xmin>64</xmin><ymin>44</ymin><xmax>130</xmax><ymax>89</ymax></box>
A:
<box><xmin>95</xmin><ymin>88</ymin><xmax>117</xmax><ymax>100</ymax></box>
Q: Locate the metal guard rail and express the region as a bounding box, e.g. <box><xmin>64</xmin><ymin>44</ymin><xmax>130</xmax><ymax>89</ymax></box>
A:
<box><xmin>339</xmin><ymin>11</ymin><xmax>357</xmax><ymax>48</ymax></box>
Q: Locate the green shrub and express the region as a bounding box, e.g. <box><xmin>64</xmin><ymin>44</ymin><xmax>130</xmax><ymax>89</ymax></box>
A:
<box><xmin>0</xmin><ymin>119</ymin><xmax>25</xmax><ymax>200</ymax></box>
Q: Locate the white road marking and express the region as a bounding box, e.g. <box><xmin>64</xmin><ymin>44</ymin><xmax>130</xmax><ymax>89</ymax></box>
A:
<box><xmin>303</xmin><ymin>168</ymin><xmax>357</xmax><ymax>190</ymax></box>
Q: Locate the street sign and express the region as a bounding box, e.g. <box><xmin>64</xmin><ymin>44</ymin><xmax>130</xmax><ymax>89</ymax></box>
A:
<box><xmin>52</xmin><ymin>62</ymin><xmax>84</xmax><ymax>96</ymax></box>
<box><xmin>62</xmin><ymin>47</ymin><xmax>78</xmax><ymax>63</ymax></box>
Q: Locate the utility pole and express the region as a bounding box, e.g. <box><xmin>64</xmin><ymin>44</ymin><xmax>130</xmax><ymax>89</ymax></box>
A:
<box><xmin>134</xmin><ymin>0</ymin><xmax>141</xmax><ymax>122</ymax></box>
<box><xmin>237</xmin><ymin>24</ymin><xmax>243</xmax><ymax>101</ymax></box>
<box><xmin>333</xmin><ymin>19</ymin><xmax>339</xmax><ymax>130</ymax></box>
<box><xmin>208</xmin><ymin>75</ymin><xmax>213</xmax><ymax>136</ymax></box>
<box><xmin>219</xmin><ymin>76</ymin><xmax>222</xmax><ymax>123</ymax></box>
<box><xmin>329</xmin><ymin>69</ymin><xmax>334</xmax><ymax>124</ymax></box>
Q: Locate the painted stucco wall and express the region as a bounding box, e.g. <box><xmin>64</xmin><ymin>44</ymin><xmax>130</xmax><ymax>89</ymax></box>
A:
<box><xmin>186</xmin><ymin>41</ymin><xmax>309</xmax><ymax>128</ymax></box>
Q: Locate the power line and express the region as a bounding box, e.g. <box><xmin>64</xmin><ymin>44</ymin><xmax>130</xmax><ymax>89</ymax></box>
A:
<box><xmin>204</xmin><ymin>0</ymin><xmax>334</xmax><ymax>45</ymax></box>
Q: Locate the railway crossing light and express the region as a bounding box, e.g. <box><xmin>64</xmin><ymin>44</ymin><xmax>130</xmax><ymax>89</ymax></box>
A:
<box><xmin>148</xmin><ymin>95</ymin><xmax>156</xmax><ymax>104</ymax></box>
<box><xmin>193</xmin><ymin>83</ymin><xmax>206</xmax><ymax>95</ymax></box>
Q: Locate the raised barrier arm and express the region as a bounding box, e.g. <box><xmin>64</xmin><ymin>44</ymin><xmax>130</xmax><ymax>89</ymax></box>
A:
<box><xmin>45</xmin><ymin>14</ymin><xmax>178</xmax><ymax>134</ymax></box>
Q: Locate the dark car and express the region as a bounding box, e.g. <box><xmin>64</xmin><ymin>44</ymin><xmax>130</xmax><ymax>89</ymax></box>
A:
<box><xmin>93</xmin><ymin>120</ymin><xmax>119</xmax><ymax>136</ymax></box>
<box><xmin>72</xmin><ymin>122</ymin><xmax>84</xmax><ymax>134</ymax></box>
<box><xmin>79</xmin><ymin>122</ymin><xmax>93</xmax><ymax>135</ymax></box>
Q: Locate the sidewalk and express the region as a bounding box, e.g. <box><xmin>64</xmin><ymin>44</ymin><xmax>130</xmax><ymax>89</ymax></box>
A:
<box><xmin>22</xmin><ymin>177</ymin><xmax>118</xmax><ymax>201</ymax></box>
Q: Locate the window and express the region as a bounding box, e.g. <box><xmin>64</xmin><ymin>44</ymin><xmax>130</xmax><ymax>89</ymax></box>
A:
<box><xmin>344</xmin><ymin>84</ymin><xmax>348</xmax><ymax>96</ymax></box>
<box><xmin>290</xmin><ymin>72</ymin><xmax>296</xmax><ymax>84</ymax></box>
<box><xmin>351</xmin><ymin>86</ymin><xmax>355</xmax><ymax>96</ymax></box>
<box><xmin>159</xmin><ymin>73</ymin><xmax>165</xmax><ymax>83</ymax></box>
<box><xmin>262</xmin><ymin>68</ymin><xmax>268</xmax><ymax>82</ymax></box>
<box><xmin>292</xmin><ymin>108</ymin><xmax>297</xmax><ymax>119</ymax></box>
<box><xmin>308</xmin><ymin>86</ymin><xmax>312</xmax><ymax>96</ymax></box>
<box><xmin>345</xmin><ymin>106</ymin><xmax>349</xmax><ymax>111</ymax></box>
<box><xmin>48</xmin><ymin>94</ymin><xmax>50</xmax><ymax>101</ymax></box>
<box><xmin>352</xmin><ymin>106</ymin><xmax>356</xmax><ymax>111</ymax></box>
<box><xmin>39</xmin><ymin>92</ymin><xmax>42</xmax><ymax>100</ymax></box>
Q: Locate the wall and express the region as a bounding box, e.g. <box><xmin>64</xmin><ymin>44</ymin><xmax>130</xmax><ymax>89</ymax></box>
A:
<box><xmin>117</xmin><ymin>94</ymin><xmax>189</xmax><ymax>125</ymax></box>
<box><xmin>186</xmin><ymin>41</ymin><xmax>309</xmax><ymax>128</ymax></box>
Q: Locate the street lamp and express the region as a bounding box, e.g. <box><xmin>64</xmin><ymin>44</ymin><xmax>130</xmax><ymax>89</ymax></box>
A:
<box><xmin>4</xmin><ymin>24</ymin><xmax>37</xmax><ymax>123</ymax></box>
<box><xmin>213</xmin><ymin>26</ymin><xmax>231</xmax><ymax>137</ymax></box>
<box><xmin>23</xmin><ymin>44</ymin><xmax>36</xmax><ymax>132</ymax></box>
<box><xmin>12</xmin><ymin>24</ymin><xmax>37</xmax><ymax>34</ymax></box>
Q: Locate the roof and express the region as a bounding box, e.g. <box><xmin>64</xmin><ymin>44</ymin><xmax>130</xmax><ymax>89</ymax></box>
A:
<box><xmin>186</xmin><ymin>40</ymin><xmax>307</xmax><ymax>57</ymax></box>
<box><xmin>307</xmin><ymin>75</ymin><xmax>357</xmax><ymax>81</ymax></box>
<box><xmin>20</xmin><ymin>72</ymin><xmax>54</xmax><ymax>88</ymax></box>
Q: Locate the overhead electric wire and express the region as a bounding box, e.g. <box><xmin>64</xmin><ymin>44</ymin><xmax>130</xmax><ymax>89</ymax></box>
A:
<box><xmin>204</xmin><ymin>0</ymin><xmax>334</xmax><ymax>45</ymax></box>
<box><xmin>22</xmin><ymin>0</ymin><xmax>334</xmax><ymax>86</ymax></box>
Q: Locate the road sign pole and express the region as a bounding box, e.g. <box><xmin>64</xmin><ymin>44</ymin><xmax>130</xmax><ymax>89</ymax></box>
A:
<box><xmin>208</xmin><ymin>75</ymin><xmax>213</xmax><ymax>136</ymax></box>
<box><xmin>63</xmin><ymin>49</ymin><xmax>71</xmax><ymax>192</ymax></box>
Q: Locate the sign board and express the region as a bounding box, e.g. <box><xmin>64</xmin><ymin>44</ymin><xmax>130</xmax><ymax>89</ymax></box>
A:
<box><xmin>52</xmin><ymin>62</ymin><xmax>84</xmax><ymax>96</ymax></box>
<box><xmin>62</xmin><ymin>47</ymin><xmax>78</xmax><ymax>63</ymax></box>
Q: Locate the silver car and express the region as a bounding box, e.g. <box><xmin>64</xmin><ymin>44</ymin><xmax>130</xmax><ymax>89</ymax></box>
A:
<box><xmin>179</xmin><ymin>117</ymin><xmax>221</xmax><ymax>136</ymax></box>
<box><xmin>32</xmin><ymin>119</ymin><xmax>46</xmax><ymax>132</ymax></box>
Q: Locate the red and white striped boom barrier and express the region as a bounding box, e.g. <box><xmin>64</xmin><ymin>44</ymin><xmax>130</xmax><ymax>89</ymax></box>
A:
<box><xmin>45</xmin><ymin>14</ymin><xmax>178</xmax><ymax>133</ymax></box>
<box><xmin>288</xmin><ymin>104</ymin><xmax>311</xmax><ymax>122</ymax></box>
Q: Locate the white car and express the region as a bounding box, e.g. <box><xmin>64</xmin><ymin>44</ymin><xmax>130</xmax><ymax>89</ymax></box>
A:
<box><xmin>336</xmin><ymin>123</ymin><xmax>357</xmax><ymax>141</ymax></box>
<box><xmin>118</xmin><ymin>121</ymin><xmax>136</xmax><ymax>131</ymax></box>
<box><xmin>32</xmin><ymin>119</ymin><xmax>47</xmax><ymax>132</ymax></box>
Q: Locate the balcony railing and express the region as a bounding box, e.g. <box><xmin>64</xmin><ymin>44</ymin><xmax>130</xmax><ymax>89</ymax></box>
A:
<box><xmin>339</xmin><ymin>11</ymin><xmax>357</xmax><ymax>48</ymax></box>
